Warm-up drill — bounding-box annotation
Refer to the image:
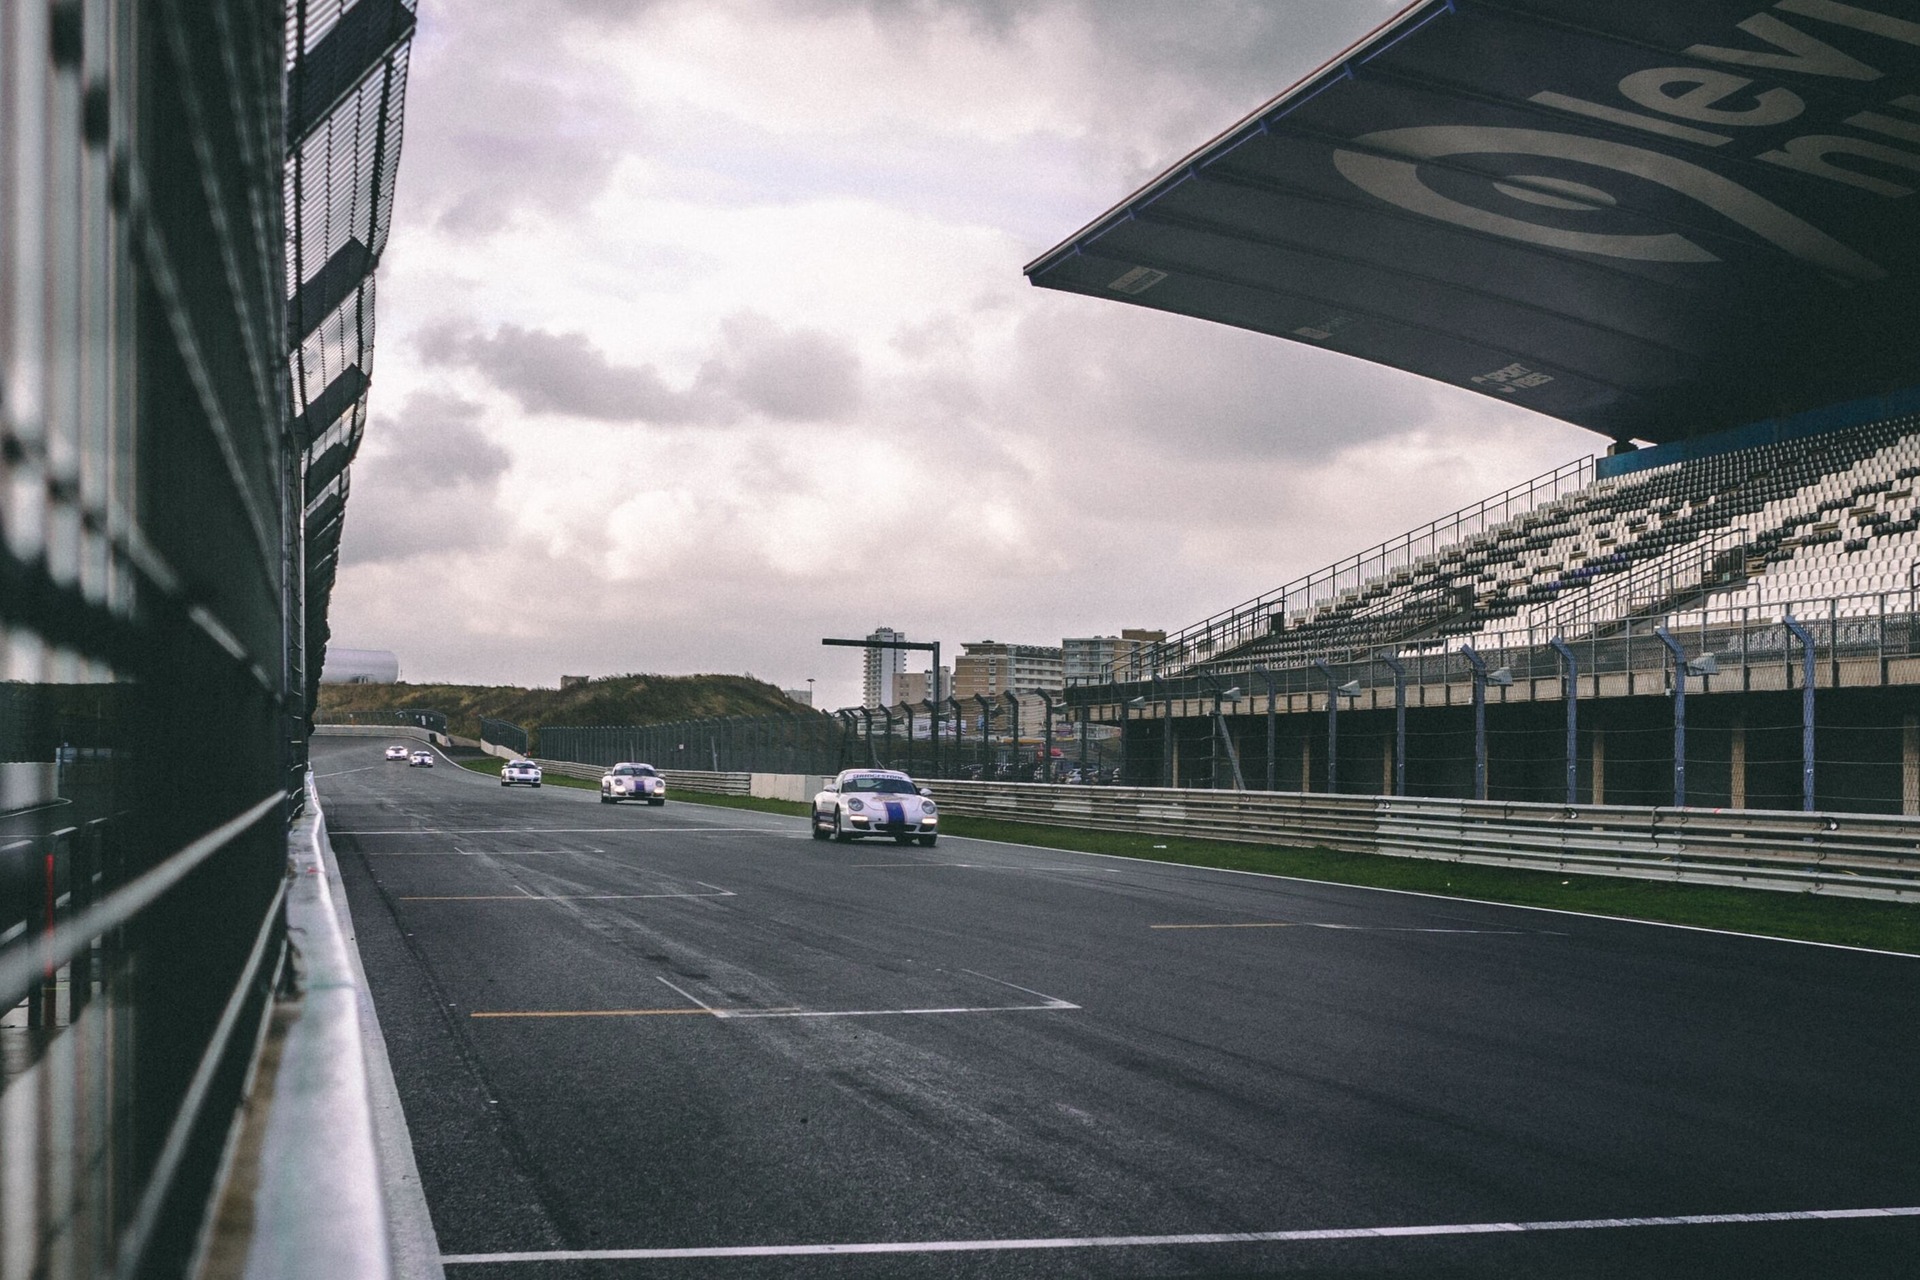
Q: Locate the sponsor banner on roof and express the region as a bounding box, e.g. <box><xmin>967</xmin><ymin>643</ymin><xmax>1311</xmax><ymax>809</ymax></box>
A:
<box><xmin>1027</xmin><ymin>0</ymin><xmax>1920</xmax><ymax>444</ymax></box>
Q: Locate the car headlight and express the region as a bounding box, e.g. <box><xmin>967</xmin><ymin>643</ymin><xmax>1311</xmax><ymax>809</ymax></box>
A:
<box><xmin>846</xmin><ymin>798</ymin><xmax>864</xmax><ymax>811</ymax></box>
<box><xmin>921</xmin><ymin>800</ymin><xmax>936</xmax><ymax>815</ymax></box>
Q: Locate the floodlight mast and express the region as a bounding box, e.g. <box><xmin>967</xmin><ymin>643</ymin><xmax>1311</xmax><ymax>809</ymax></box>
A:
<box><xmin>823</xmin><ymin>636</ymin><xmax>942</xmax><ymax>777</ymax></box>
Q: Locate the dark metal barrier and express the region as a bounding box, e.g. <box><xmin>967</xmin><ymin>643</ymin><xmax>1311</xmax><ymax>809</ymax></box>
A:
<box><xmin>480</xmin><ymin>715</ymin><xmax>529</xmax><ymax>756</ymax></box>
<box><xmin>0</xmin><ymin>0</ymin><xmax>415</xmax><ymax>1274</ymax></box>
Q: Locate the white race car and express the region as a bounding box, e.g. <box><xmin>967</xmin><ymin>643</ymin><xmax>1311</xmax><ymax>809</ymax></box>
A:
<box><xmin>385</xmin><ymin>744</ymin><xmax>410</xmax><ymax>761</ymax></box>
<box><xmin>409</xmin><ymin>749</ymin><xmax>434</xmax><ymax>768</ymax></box>
<box><xmin>501</xmin><ymin>760</ymin><xmax>543</xmax><ymax>787</ymax></box>
<box><xmin>810</xmin><ymin>769</ymin><xmax>937</xmax><ymax>846</ymax></box>
<box><xmin>601</xmin><ymin>762</ymin><xmax>666</xmax><ymax>805</ymax></box>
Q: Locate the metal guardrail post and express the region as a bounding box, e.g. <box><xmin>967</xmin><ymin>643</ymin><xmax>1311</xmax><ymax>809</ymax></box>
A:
<box><xmin>1253</xmin><ymin>665</ymin><xmax>1277</xmax><ymax>792</ymax></box>
<box><xmin>1655</xmin><ymin>627</ymin><xmax>1689</xmax><ymax>808</ymax></box>
<box><xmin>1375</xmin><ymin>651</ymin><xmax>1407</xmax><ymax>797</ymax></box>
<box><xmin>1311</xmin><ymin>660</ymin><xmax>1340</xmax><ymax>794</ymax></box>
<box><xmin>1004</xmin><ymin>691</ymin><xmax>1022</xmax><ymax>777</ymax></box>
<box><xmin>1037</xmin><ymin>691</ymin><xmax>1056</xmax><ymax>782</ymax></box>
<box><xmin>1550</xmin><ymin>637</ymin><xmax>1578</xmax><ymax>806</ymax></box>
<box><xmin>1460</xmin><ymin>645</ymin><xmax>1494</xmax><ymax>801</ymax></box>
<box><xmin>1785</xmin><ymin>614</ymin><xmax>1817</xmax><ymax>811</ymax></box>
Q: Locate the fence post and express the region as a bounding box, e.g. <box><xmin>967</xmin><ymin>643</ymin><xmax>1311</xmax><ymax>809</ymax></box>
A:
<box><xmin>1784</xmin><ymin>614</ymin><xmax>1817</xmax><ymax>811</ymax></box>
<box><xmin>1549</xmin><ymin>637</ymin><xmax>1578</xmax><ymax>806</ymax></box>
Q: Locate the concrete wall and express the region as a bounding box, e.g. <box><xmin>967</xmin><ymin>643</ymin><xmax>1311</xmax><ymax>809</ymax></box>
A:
<box><xmin>749</xmin><ymin>773</ymin><xmax>830</xmax><ymax>802</ymax></box>
<box><xmin>0</xmin><ymin>762</ymin><xmax>58</xmax><ymax>813</ymax></box>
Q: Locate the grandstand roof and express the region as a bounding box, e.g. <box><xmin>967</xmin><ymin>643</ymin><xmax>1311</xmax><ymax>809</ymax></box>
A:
<box><xmin>1024</xmin><ymin>0</ymin><xmax>1920</xmax><ymax>445</ymax></box>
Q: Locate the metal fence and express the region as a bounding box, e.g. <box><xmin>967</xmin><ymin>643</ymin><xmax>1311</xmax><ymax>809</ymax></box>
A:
<box><xmin>480</xmin><ymin>715</ymin><xmax>529</xmax><ymax>756</ymax></box>
<box><xmin>921</xmin><ymin>781</ymin><xmax>1920</xmax><ymax>901</ymax></box>
<box><xmin>0</xmin><ymin>1</ymin><xmax>415</xmax><ymax>1275</ymax></box>
<box><xmin>320</xmin><ymin>706</ymin><xmax>452</xmax><ymax>735</ymax></box>
<box><xmin>541</xmin><ymin>702</ymin><xmax>1126</xmax><ymax>782</ymax></box>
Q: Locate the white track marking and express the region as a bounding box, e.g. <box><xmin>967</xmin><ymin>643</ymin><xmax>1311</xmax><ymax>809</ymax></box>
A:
<box><xmin>314</xmin><ymin>764</ymin><xmax>386</xmax><ymax>779</ymax></box>
<box><xmin>655</xmin><ymin>976</ymin><xmax>719</xmax><ymax>1015</ymax></box>
<box><xmin>440</xmin><ymin>1204</ymin><xmax>1920</xmax><ymax>1264</ymax></box>
<box><xmin>0</xmin><ymin>798</ymin><xmax>73</xmax><ymax>821</ymax></box>
<box><xmin>400</xmin><ymin>890</ymin><xmax>735</xmax><ymax>902</ymax></box>
<box><xmin>1149</xmin><ymin>921</ymin><xmax>1546</xmax><ymax>935</ymax></box>
<box><xmin>937</xmin><ymin>834</ymin><xmax>1920</xmax><ymax>959</ymax></box>
<box><xmin>334</xmin><ymin>832</ymin><xmax>768</xmax><ymax>840</ymax></box>
<box><xmin>637</xmin><ymin>968</ymin><xmax>1078</xmax><ymax>1022</ymax></box>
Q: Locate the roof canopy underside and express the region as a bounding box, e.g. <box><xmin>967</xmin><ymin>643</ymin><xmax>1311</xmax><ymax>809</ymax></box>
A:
<box><xmin>1026</xmin><ymin>0</ymin><xmax>1920</xmax><ymax>444</ymax></box>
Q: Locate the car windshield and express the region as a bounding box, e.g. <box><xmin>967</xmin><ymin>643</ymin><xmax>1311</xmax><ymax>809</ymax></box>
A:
<box><xmin>844</xmin><ymin>775</ymin><xmax>917</xmax><ymax>794</ymax></box>
<box><xmin>615</xmin><ymin>765</ymin><xmax>656</xmax><ymax>776</ymax></box>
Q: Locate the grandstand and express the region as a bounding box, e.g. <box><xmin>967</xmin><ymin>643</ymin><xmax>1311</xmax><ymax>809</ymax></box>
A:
<box><xmin>1117</xmin><ymin>402</ymin><xmax>1920</xmax><ymax>682</ymax></box>
<box><xmin>1033</xmin><ymin>0</ymin><xmax>1920</xmax><ymax>815</ymax></box>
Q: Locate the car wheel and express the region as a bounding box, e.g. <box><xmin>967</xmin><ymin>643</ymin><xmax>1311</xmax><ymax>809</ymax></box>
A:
<box><xmin>600</xmin><ymin>793</ymin><xmax>613</xmax><ymax>804</ymax></box>
<box><xmin>917</xmin><ymin>834</ymin><xmax>937</xmax><ymax>847</ymax></box>
<box><xmin>810</xmin><ymin>811</ymin><xmax>830</xmax><ymax>841</ymax></box>
<box><xmin>832</xmin><ymin>812</ymin><xmax>853</xmax><ymax>843</ymax></box>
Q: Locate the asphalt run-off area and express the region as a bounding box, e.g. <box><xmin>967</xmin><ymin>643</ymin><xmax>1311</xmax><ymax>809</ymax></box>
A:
<box><xmin>315</xmin><ymin>738</ymin><xmax>1920</xmax><ymax>1278</ymax></box>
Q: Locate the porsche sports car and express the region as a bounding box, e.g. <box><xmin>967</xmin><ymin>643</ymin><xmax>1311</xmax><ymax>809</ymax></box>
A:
<box><xmin>385</xmin><ymin>744</ymin><xmax>410</xmax><ymax>761</ymax></box>
<box><xmin>501</xmin><ymin>760</ymin><xmax>543</xmax><ymax>787</ymax></box>
<box><xmin>409</xmin><ymin>749</ymin><xmax>434</xmax><ymax>768</ymax></box>
<box><xmin>810</xmin><ymin>769</ymin><xmax>937</xmax><ymax>845</ymax></box>
<box><xmin>601</xmin><ymin>762</ymin><xmax>666</xmax><ymax>805</ymax></box>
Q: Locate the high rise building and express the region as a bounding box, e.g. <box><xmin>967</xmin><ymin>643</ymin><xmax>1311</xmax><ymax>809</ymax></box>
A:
<box><xmin>1064</xmin><ymin>630</ymin><xmax>1165</xmax><ymax>685</ymax></box>
<box><xmin>951</xmin><ymin>642</ymin><xmax>1063</xmax><ymax>736</ymax></box>
<box><xmin>895</xmin><ymin>667</ymin><xmax>949</xmax><ymax>706</ymax></box>
<box><xmin>862</xmin><ymin>626</ymin><xmax>906</xmax><ymax>708</ymax></box>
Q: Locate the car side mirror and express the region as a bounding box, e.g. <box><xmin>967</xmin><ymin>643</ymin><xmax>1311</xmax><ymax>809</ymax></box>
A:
<box><xmin>918</xmin><ymin>787</ymin><xmax>932</xmax><ymax>797</ymax></box>
<box><xmin>823</xmin><ymin>782</ymin><xmax>838</xmax><ymax>793</ymax></box>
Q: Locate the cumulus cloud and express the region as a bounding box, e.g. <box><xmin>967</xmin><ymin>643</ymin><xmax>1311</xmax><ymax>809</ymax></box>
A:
<box><xmin>419</xmin><ymin>313</ymin><xmax>863</xmax><ymax>425</ymax></box>
<box><xmin>339</xmin><ymin>0</ymin><xmax>1599</xmax><ymax>705</ymax></box>
<box><xmin>337</xmin><ymin>391</ymin><xmax>513</xmax><ymax>564</ymax></box>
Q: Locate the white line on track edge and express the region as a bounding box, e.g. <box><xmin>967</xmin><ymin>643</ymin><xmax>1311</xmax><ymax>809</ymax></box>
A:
<box><xmin>440</xmin><ymin>1204</ymin><xmax>1920</xmax><ymax>1264</ymax></box>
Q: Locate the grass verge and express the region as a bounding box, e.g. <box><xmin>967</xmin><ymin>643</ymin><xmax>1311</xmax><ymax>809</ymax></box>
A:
<box><xmin>495</xmin><ymin>780</ymin><xmax>1920</xmax><ymax>954</ymax></box>
<box><xmin>934</xmin><ymin>816</ymin><xmax>1920</xmax><ymax>955</ymax></box>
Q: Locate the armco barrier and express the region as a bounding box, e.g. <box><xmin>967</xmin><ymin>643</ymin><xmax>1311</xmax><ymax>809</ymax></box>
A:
<box><xmin>920</xmin><ymin>782</ymin><xmax>1920</xmax><ymax>901</ymax></box>
<box><xmin>518</xmin><ymin>756</ymin><xmax>1920</xmax><ymax>899</ymax></box>
<box><xmin>531</xmin><ymin>760</ymin><xmax>752</xmax><ymax>796</ymax></box>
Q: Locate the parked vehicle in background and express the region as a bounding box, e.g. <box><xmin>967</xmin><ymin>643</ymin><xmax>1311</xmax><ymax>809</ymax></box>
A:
<box><xmin>601</xmin><ymin>762</ymin><xmax>666</xmax><ymax>805</ymax></box>
<box><xmin>385</xmin><ymin>744</ymin><xmax>410</xmax><ymax>761</ymax></box>
<box><xmin>810</xmin><ymin>769</ymin><xmax>937</xmax><ymax>846</ymax></box>
<box><xmin>409</xmin><ymin>750</ymin><xmax>434</xmax><ymax>768</ymax></box>
<box><xmin>501</xmin><ymin>760</ymin><xmax>543</xmax><ymax>787</ymax></box>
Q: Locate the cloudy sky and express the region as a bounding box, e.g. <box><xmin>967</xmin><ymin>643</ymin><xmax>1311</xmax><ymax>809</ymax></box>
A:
<box><xmin>335</xmin><ymin>0</ymin><xmax>1596</xmax><ymax>708</ymax></box>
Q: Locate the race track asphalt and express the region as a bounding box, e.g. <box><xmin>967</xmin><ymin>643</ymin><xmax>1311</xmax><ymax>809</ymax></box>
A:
<box><xmin>315</xmin><ymin>737</ymin><xmax>1920</xmax><ymax>1278</ymax></box>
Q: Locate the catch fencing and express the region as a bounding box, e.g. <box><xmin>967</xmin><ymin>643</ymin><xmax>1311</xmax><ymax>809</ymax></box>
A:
<box><xmin>541</xmin><ymin>715</ymin><xmax>847</xmax><ymax>777</ymax></box>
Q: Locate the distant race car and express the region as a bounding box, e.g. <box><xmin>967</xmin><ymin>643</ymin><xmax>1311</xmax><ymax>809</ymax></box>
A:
<box><xmin>385</xmin><ymin>744</ymin><xmax>409</xmax><ymax>761</ymax></box>
<box><xmin>810</xmin><ymin>769</ymin><xmax>937</xmax><ymax>846</ymax></box>
<box><xmin>409</xmin><ymin>749</ymin><xmax>434</xmax><ymax>768</ymax></box>
<box><xmin>601</xmin><ymin>762</ymin><xmax>666</xmax><ymax>805</ymax></box>
<box><xmin>501</xmin><ymin>760</ymin><xmax>543</xmax><ymax>787</ymax></box>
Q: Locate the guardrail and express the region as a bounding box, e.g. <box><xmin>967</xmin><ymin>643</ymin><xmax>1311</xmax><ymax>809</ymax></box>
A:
<box><xmin>921</xmin><ymin>781</ymin><xmax>1920</xmax><ymax>901</ymax></box>
<box><xmin>527</xmin><ymin>750</ymin><xmax>1917</xmax><ymax>899</ymax></box>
